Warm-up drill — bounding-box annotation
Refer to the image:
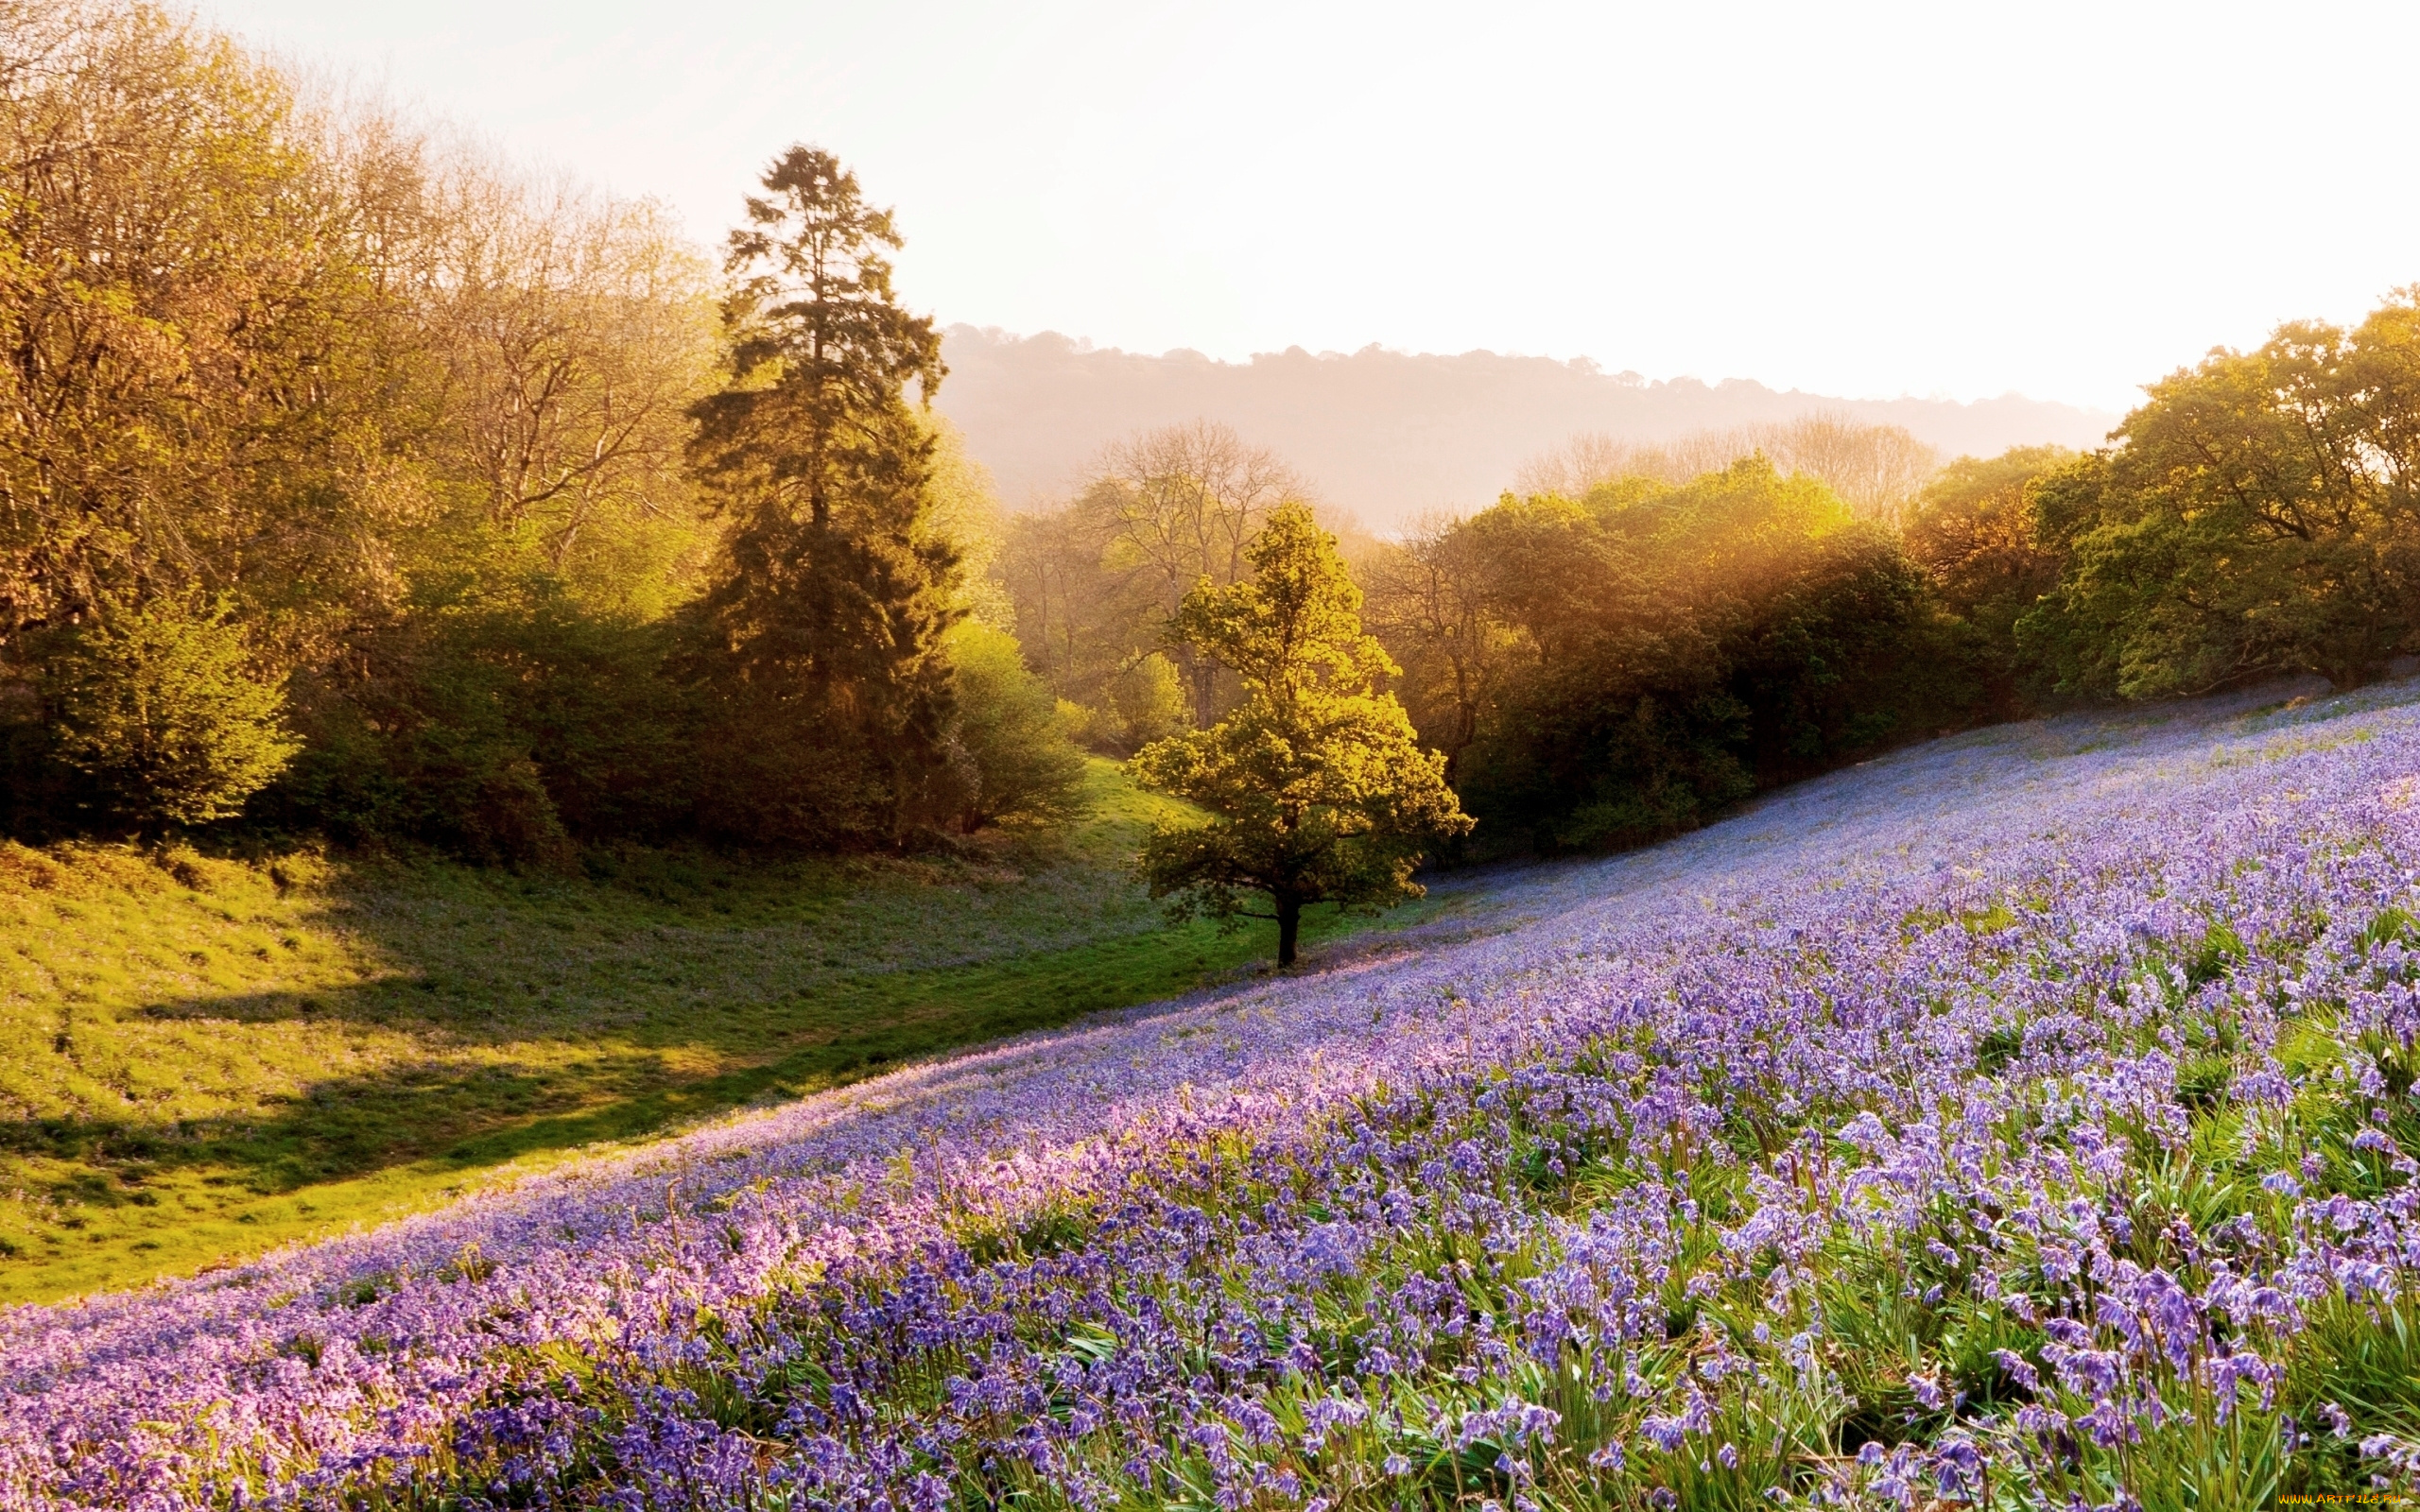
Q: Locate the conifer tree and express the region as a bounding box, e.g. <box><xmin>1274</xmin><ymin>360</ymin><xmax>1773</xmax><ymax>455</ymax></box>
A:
<box><xmin>1134</xmin><ymin>504</ymin><xmax>1472</xmax><ymax>966</ymax></box>
<box><xmin>683</xmin><ymin>146</ymin><xmax>961</xmax><ymax>844</ymax></box>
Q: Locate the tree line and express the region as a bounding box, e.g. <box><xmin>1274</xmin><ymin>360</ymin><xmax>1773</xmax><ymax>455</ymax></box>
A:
<box><xmin>1010</xmin><ymin>299</ymin><xmax>2420</xmax><ymax>868</ymax></box>
<box><xmin>1355</xmin><ymin>292</ymin><xmax>2420</xmax><ymax>855</ymax></box>
<box><xmin>9</xmin><ymin>3</ymin><xmax>2418</xmax><ymax>950</ymax></box>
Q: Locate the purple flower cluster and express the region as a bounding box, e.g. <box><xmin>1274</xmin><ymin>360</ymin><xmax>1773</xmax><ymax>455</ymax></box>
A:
<box><xmin>9</xmin><ymin>681</ymin><xmax>2420</xmax><ymax>1507</ymax></box>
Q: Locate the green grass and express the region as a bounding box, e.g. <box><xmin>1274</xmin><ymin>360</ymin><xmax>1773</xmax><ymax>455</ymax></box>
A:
<box><xmin>0</xmin><ymin>760</ymin><xmax>1443</xmax><ymax>1304</ymax></box>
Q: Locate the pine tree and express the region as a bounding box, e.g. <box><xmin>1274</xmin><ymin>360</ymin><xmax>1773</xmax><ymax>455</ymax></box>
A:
<box><xmin>683</xmin><ymin>146</ymin><xmax>961</xmax><ymax>845</ymax></box>
<box><xmin>1133</xmin><ymin>504</ymin><xmax>1472</xmax><ymax>966</ymax></box>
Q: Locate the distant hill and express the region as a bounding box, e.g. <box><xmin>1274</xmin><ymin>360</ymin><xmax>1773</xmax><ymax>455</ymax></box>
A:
<box><xmin>935</xmin><ymin>326</ymin><xmax>2119</xmax><ymax>528</ymax></box>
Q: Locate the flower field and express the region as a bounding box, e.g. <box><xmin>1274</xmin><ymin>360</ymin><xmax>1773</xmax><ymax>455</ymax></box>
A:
<box><xmin>10</xmin><ymin>682</ymin><xmax>2420</xmax><ymax>1509</ymax></box>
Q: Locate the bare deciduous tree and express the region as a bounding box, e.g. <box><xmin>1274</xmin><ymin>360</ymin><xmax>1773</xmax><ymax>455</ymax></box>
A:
<box><xmin>1514</xmin><ymin>412</ymin><xmax>1940</xmax><ymax>524</ymax></box>
<box><xmin>418</xmin><ymin>166</ymin><xmax>716</xmax><ymax>577</ymax></box>
<box><xmin>1358</xmin><ymin>512</ymin><xmax>1514</xmax><ymax>781</ymax></box>
<box><xmin>1081</xmin><ymin>421</ymin><xmax>1306</xmax><ymax>725</ymax></box>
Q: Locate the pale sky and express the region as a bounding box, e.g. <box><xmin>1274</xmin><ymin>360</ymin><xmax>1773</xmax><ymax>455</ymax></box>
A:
<box><xmin>202</xmin><ymin>0</ymin><xmax>2419</xmax><ymax>413</ymax></box>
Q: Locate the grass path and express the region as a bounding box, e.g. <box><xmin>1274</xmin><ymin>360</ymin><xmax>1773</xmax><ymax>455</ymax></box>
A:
<box><xmin>0</xmin><ymin>761</ymin><xmax>1453</xmax><ymax>1303</ymax></box>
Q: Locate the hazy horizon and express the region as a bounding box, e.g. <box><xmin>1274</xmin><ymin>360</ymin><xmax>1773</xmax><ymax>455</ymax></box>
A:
<box><xmin>189</xmin><ymin>0</ymin><xmax>2420</xmax><ymax>417</ymax></box>
<box><xmin>946</xmin><ymin>324</ymin><xmax>2126</xmax><ymax>406</ymax></box>
<box><xmin>933</xmin><ymin>325</ymin><xmax>2117</xmax><ymax>524</ymax></box>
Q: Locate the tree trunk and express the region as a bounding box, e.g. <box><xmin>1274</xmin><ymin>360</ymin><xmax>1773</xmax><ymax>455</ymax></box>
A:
<box><xmin>1184</xmin><ymin>651</ymin><xmax>1218</xmax><ymax>730</ymax></box>
<box><xmin>1276</xmin><ymin>896</ymin><xmax>1302</xmax><ymax>968</ymax></box>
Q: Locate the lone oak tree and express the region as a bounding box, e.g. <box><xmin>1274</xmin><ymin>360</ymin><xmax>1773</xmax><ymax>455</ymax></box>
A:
<box><xmin>1134</xmin><ymin>503</ymin><xmax>1471</xmax><ymax>966</ymax></box>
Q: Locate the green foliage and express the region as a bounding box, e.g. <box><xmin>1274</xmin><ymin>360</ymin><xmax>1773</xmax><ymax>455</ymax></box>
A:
<box><xmin>998</xmin><ymin>422</ymin><xmax>1304</xmax><ymax>734</ymax></box>
<box><xmin>1440</xmin><ymin>458</ymin><xmax>1979</xmax><ymax>854</ymax></box>
<box><xmin>690</xmin><ymin>146</ymin><xmax>944</xmax><ymax>532</ymax></box>
<box><xmin>38</xmin><ymin>597</ymin><xmax>299</xmax><ymax>831</ymax></box>
<box><xmin>0</xmin><ymin>26</ymin><xmax>1084</xmax><ymax>863</ymax></box>
<box><xmin>1380</xmin><ymin>285</ymin><xmax>2420</xmax><ymax>850</ymax></box>
<box><xmin>274</xmin><ymin>579</ymin><xmax>688</xmax><ymax>861</ymax></box>
<box><xmin>1903</xmin><ymin>445</ymin><xmax>2078</xmax><ymax>707</ymax></box>
<box><xmin>2284</xmin><ymin>1296</ymin><xmax>2420</xmax><ymax>1491</ymax></box>
<box><xmin>682</xmin><ymin>514</ymin><xmax>960</xmax><ymax>847</ymax></box>
<box><xmin>1081</xmin><ymin>652</ymin><xmax>1191</xmax><ymax>755</ymax></box>
<box><xmin>20</xmin><ymin>0</ymin><xmax>2420</xmax><ymax>883</ymax></box>
<box><xmin>0</xmin><ymin>5</ymin><xmax>735</xmax><ymax>854</ymax></box>
<box><xmin>2021</xmin><ymin>293</ymin><xmax>2420</xmax><ymax>697</ymax></box>
<box><xmin>1358</xmin><ymin>515</ymin><xmax>1523</xmax><ymax>783</ymax></box>
<box><xmin>1134</xmin><ymin>504</ymin><xmax>1472</xmax><ymax>965</ymax></box>
<box><xmin>681</xmin><ymin>146</ymin><xmax>964</xmax><ymax>848</ymax></box>
<box><xmin>0</xmin><ymin>9</ymin><xmax>406</xmax><ymax>654</ymax></box>
<box><xmin>944</xmin><ymin>623</ymin><xmax>1088</xmax><ymax>829</ymax></box>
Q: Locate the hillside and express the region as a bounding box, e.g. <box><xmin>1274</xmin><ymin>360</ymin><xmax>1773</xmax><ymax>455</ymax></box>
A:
<box><xmin>0</xmin><ymin>763</ymin><xmax>1456</xmax><ymax>1304</ymax></box>
<box><xmin>936</xmin><ymin>325</ymin><xmax>2119</xmax><ymax>523</ymax></box>
<box><xmin>12</xmin><ymin>675</ymin><xmax>2420</xmax><ymax>1504</ymax></box>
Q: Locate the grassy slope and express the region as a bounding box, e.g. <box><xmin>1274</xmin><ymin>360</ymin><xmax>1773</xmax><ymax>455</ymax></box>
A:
<box><xmin>0</xmin><ymin>760</ymin><xmax>1436</xmax><ymax>1304</ymax></box>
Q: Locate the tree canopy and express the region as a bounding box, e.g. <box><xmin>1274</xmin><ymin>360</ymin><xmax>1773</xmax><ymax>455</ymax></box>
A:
<box><xmin>1361</xmin><ymin>459</ymin><xmax>1971</xmax><ymax>856</ymax></box>
<box><xmin>999</xmin><ymin>421</ymin><xmax>1307</xmax><ymax>747</ymax></box>
<box><xmin>2017</xmin><ymin>298</ymin><xmax>2420</xmax><ymax>697</ymax></box>
<box><xmin>12</xmin><ymin>0</ymin><xmax>2420</xmax><ymax>885</ymax></box>
<box><xmin>689</xmin><ymin>146</ymin><xmax>944</xmax><ymax>532</ymax></box>
<box><xmin>1133</xmin><ymin>504</ymin><xmax>1470</xmax><ymax>966</ymax></box>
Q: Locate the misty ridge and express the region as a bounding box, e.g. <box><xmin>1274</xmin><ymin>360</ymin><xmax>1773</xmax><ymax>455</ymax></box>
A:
<box><xmin>934</xmin><ymin>324</ymin><xmax>2118</xmax><ymax>528</ymax></box>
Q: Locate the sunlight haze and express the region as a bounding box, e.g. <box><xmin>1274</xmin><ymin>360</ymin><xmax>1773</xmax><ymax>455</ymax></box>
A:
<box><xmin>177</xmin><ymin>0</ymin><xmax>2420</xmax><ymax>412</ymax></box>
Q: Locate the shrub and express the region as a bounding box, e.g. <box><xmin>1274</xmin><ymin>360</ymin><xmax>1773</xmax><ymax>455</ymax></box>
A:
<box><xmin>1101</xmin><ymin>652</ymin><xmax>1190</xmax><ymax>752</ymax></box>
<box><xmin>38</xmin><ymin>597</ymin><xmax>299</xmax><ymax>831</ymax></box>
<box><xmin>945</xmin><ymin>623</ymin><xmax>1088</xmax><ymax>830</ymax></box>
<box><xmin>275</xmin><ymin>579</ymin><xmax>688</xmax><ymax>861</ymax></box>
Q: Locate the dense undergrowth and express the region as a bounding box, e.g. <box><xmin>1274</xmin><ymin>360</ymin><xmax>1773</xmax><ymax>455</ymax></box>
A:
<box><xmin>9</xmin><ymin>680</ymin><xmax>2420</xmax><ymax>1507</ymax></box>
<box><xmin>0</xmin><ymin>761</ymin><xmax>1426</xmax><ymax>1304</ymax></box>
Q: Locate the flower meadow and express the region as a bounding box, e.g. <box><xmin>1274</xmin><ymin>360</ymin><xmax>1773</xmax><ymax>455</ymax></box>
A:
<box><xmin>11</xmin><ymin>684</ymin><xmax>2420</xmax><ymax>1510</ymax></box>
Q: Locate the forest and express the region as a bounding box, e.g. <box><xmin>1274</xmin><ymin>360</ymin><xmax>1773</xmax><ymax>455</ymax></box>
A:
<box><xmin>8</xmin><ymin>2</ymin><xmax>2420</xmax><ymax>888</ymax></box>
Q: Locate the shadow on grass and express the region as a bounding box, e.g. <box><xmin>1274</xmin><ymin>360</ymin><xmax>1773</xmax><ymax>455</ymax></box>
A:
<box><xmin>114</xmin><ymin>837</ymin><xmax>1187</xmax><ymax>1054</ymax></box>
<box><xmin>2</xmin><ymin>808</ymin><xmax>1511</xmax><ymax>1302</ymax></box>
<box><xmin>12</xmin><ymin>919</ymin><xmax>1276</xmax><ymax>1213</ymax></box>
<box><xmin>6</xmin><ymin>764</ymin><xmax>1484</xmax><ymax>1297</ymax></box>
